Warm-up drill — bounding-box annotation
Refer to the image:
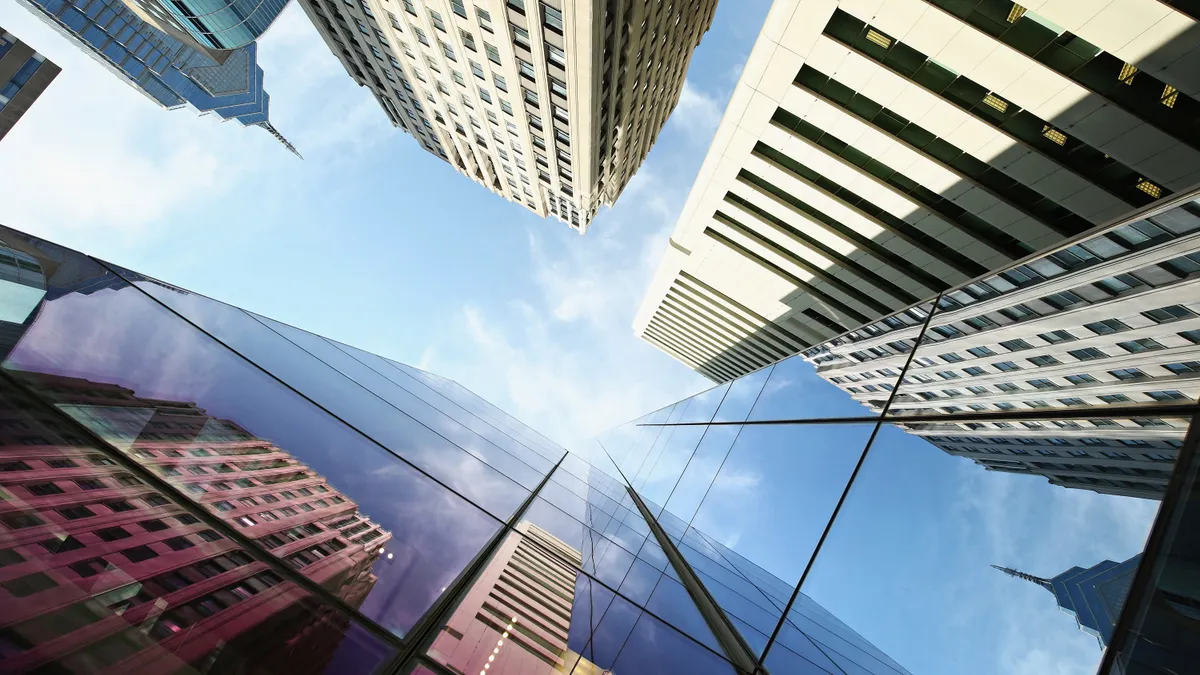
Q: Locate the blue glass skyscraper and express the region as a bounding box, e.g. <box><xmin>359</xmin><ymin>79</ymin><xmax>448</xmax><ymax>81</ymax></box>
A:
<box><xmin>16</xmin><ymin>0</ymin><xmax>298</xmax><ymax>155</ymax></box>
<box><xmin>994</xmin><ymin>555</ymin><xmax>1142</xmax><ymax>648</ymax></box>
<box><xmin>119</xmin><ymin>0</ymin><xmax>291</xmax><ymax>50</ymax></box>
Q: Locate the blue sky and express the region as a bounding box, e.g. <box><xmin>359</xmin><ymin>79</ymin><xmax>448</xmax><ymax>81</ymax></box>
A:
<box><xmin>0</xmin><ymin>0</ymin><xmax>773</xmax><ymax>452</ymax></box>
<box><xmin>0</xmin><ymin>2</ymin><xmax>1162</xmax><ymax>673</ymax></box>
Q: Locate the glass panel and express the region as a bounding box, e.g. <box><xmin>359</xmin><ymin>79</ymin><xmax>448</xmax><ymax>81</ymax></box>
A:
<box><xmin>0</xmin><ymin>233</ymin><xmax>503</xmax><ymax>636</ymax></box>
<box><xmin>673</xmin><ymin>382</ymin><xmax>732</xmax><ymax>423</ymax></box>
<box><xmin>425</xmin><ymin>525</ymin><xmax>735</xmax><ymax>675</ymax></box>
<box><xmin>112</xmin><ymin>274</ymin><xmax>539</xmax><ymax>512</ymax></box>
<box><xmin>0</xmin><ymin>378</ymin><xmax>397</xmax><ymax>674</ymax></box>
<box><xmin>656</xmin><ymin>423</ymin><xmax>877</xmax><ymax>658</ymax></box>
<box><xmin>791</xmin><ymin>411</ymin><xmax>1182</xmax><ymax>674</ymax></box>
<box><xmin>712</xmin><ymin>364</ymin><xmax>774</xmax><ymax>422</ymax></box>
<box><xmin>747</xmin><ymin>354</ymin><xmax>884</xmax><ymax>421</ymax></box>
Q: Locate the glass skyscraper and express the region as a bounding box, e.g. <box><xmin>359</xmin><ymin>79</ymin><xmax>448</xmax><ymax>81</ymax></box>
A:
<box><xmin>0</xmin><ymin>193</ymin><xmax>1196</xmax><ymax>672</ymax></box>
<box><xmin>15</xmin><ymin>0</ymin><xmax>298</xmax><ymax>154</ymax></box>
<box><xmin>0</xmin><ymin>223</ymin><xmax>916</xmax><ymax>674</ymax></box>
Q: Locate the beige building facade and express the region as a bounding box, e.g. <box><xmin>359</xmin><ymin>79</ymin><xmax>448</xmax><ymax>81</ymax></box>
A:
<box><xmin>300</xmin><ymin>0</ymin><xmax>716</xmax><ymax>232</ymax></box>
<box><xmin>636</xmin><ymin>0</ymin><xmax>1200</xmax><ymax>380</ymax></box>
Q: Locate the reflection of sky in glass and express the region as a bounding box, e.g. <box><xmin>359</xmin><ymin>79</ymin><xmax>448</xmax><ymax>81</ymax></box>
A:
<box><xmin>4</xmin><ymin>282</ymin><xmax>503</xmax><ymax>636</ymax></box>
<box><xmin>607</xmin><ymin>350</ymin><xmax>1163</xmax><ymax>674</ymax></box>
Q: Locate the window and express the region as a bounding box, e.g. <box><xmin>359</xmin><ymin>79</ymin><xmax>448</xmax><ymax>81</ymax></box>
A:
<box><xmin>1117</xmin><ymin>338</ymin><xmax>1165</xmax><ymax>353</ymax></box>
<box><xmin>518</xmin><ymin>58</ymin><xmax>535</xmax><ymax>80</ymax></box>
<box><xmin>96</xmin><ymin>526</ymin><xmax>132</xmax><ymax>542</ymax></box>
<box><xmin>429</xmin><ymin>9</ymin><xmax>446</xmax><ymax>31</ymax></box>
<box><xmin>164</xmin><ymin>536</ymin><xmax>194</xmax><ymax>551</ymax></box>
<box><xmin>459</xmin><ymin>28</ymin><xmax>476</xmax><ymax>51</ymax></box>
<box><xmin>936</xmin><ymin>371</ymin><xmax>960</xmax><ymax>380</ymax></box>
<box><xmin>1143</xmin><ymin>305</ymin><xmax>1196</xmax><ymax>323</ymax></box>
<box><xmin>1109</xmin><ymin>368</ymin><xmax>1148</xmax><ymax>380</ymax></box>
<box><xmin>197</xmin><ymin>529</ymin><xmax>223</xmax><ymax>542</ymax></box>
<box><xmin>1098</xmin><ymin>394</ymin><xmax>1132</xmax><ymax>404</ymax></box>
<box><xmin>939</xmin><ymin>352</ymin><xmax>963</xmax><ymax>363</ymax></box>
<box><xmin>993</xmin><ymin>361</ymin><xmax>1021</xmax><ymax>372</ymax></box>
<box><xmin>964</xmin><ymin>366</ymin><xmax>986</xmax><ymax>376</ymax></box>
<box><xmin>1165</xmin><ymin>361</ymin><xmax>1200</xmax><ymax>374</ymax></box>
<box><xmin>995</xmin><ymin>382</ymin><xmax>1020</xmax><ymax>392</ymax></box>
<box><xmin>58</xmin><ymin>505</ymin><xmax>96</xmax><ymax>520</ymax></box>
<box><xmin>40</xmin><ymin>535</ymin><xmax>84</xmax><ymax>554</ymax></box>
<box><xmin>26</xmin><ymin>482</ymin><xmax>64</xmax><ymax>496</ymax></box>
<box><xmin>1067</xmin><ymin>347</ymin><xmax>1108</xmax><ymax>361</ymax></box>
<box><xmin>967</xmin><ymin>346</ymin><xmax>995</xmax><ymax>358</ymax></box>
<box><xmin>542</xmin><ymin>5</ymin><xmax>563</xmax><ymax>32</ymax></box>
<box><xmin>139</xmin><ymin>519</ymin><xmax>169</xmax><ymax>532</ymax></box>
<box><xmin>1065</xmin><ymin>373</ymin><xmax>1097</xmax><ymax>385</ymax></box>
<box><xmin>440</xmin><ymin>41</ymin><xmax>456</xmax><ymax>61</ymax></box>
<box><xmin>1027</xmin><ymin>355</ymin><xmax>1060</xmax><ymax>367</ymax></box>
<box><xmin>75</xmin><ymin>478</ymin><xmax>105</xmax><ymax>490</ymax></box>
<box><xmin>119</xmin><ymin>546</ymin><xmax>158</xmax><ymax>563</ymax></box>
<box><xmin>494</xmin><ymin>73</ymin><xmax>507</xmax><ymax>92</ymax></box>
<box><xmin>999</xmin><ymin>339</ymin><xmax>1033</xmax><ymax>352</ymax></box>
<box><xmin>484</xmin><ymin>42</ymin><xmax>501</xmax><ymax>64</ymax></box>
<box><xmin>523</xmin><ymin>87</ymin><xmax>539</xmax><ymax>105</ymax></box>
<box><xmin>1058</xmin><ymin>398</ymin><xmax>1086</xmax><ymax>406</ymax></box>
<box><xmin>1084</xmin><ymin>319</ymin><xmax>1129</xmax><ymax>335</ymax></box>
<box><xmin>1145</xmin><ymin>390</ymin><xmax>1187</xmax><ymax>401</ymax></box>
<box><xmin>1027</xmin><ymin>378</ymin><xmax>1059</xmax><ymax>390</ymax></box>
<box><xmin>511</xmin><ymin>23</ymin><xmax>530</xmax><ymax>48</ymax></box>
<box><xmin>547</xmin><ymin>43</ymin><xmax>565</xmax><ymax>68</ymax></box>
<box><xmin>1037</xmin><ymin>330</ymin><xmax>1076</xmax><ymax>344</ymax></box>
<box><xmin>176</xmin><ymin>514</ymin><xmax>200</xmax><ymax>525</ymax></box>
<box><xmin>3</xmin><ymin>572</ymin><xmax>58</xmax><ymax>597</ymax></box>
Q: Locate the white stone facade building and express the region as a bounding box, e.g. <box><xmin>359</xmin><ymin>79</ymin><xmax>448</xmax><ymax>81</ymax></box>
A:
<box><xmin>300</xmin><ymin>0</ymin><xmax>716</xmax><ymax>232</ymax></box>
<box><xmin>636</xmin><ymin>0</ymin><xmax>1200</xmax><ymax>378</ymax></box>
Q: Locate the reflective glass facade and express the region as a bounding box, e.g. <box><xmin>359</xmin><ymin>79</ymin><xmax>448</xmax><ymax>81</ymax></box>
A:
<box><xmin>0</xmin><ymin>224</ymin><xmax>913</xmax><ymax>675</ymax></box>
<box><xmin>15</xmin><ymin>0</ymin><xmax>297</xmax><ymax>152</ymax></box>
<box><xmin>1</xmin><ymin>191</ymin><xmax>1196</xmax><ymax>674</ymax></box>
<box><xmin>126</xmin><ymin>0</ymin><xmax>292</xmax><ymax>51</ymax></box>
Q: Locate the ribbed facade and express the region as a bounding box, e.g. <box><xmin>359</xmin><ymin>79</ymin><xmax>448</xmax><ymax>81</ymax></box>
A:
<box><xmin>298</xmin><ymin>0</ymin><xmax>716</xmax><ymax>232</ymax></box>
<box><xmin>636</xmin><ymin>0</ymin><xmax>1200</xmax><ymax>379</ymax></box>
<box><xmin>0</xmin><ymin>27</ymin><xmax>60</xmax><ymax>142</ymax></box>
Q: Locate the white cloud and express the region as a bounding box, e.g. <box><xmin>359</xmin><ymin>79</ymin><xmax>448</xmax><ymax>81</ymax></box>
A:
<box><xmin>424</xmin><ymin>164</ymin><xmax>707</xmax><ymax>452</ymax></box>
<box><xmin>672</xmin><ymin>80</ymin><xmax>724</xmax><ymax>143</ymax></box>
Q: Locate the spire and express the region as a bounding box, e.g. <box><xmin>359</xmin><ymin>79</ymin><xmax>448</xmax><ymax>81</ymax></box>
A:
<box><xmin>992</xmin><ymin>564</ymin><xmax>1054</xmax><ymax>592</ymax></box>
<box><xmin>258</xmin><ymin>121</ymin><xmax>303</xmax><ymax>159</ymax></box>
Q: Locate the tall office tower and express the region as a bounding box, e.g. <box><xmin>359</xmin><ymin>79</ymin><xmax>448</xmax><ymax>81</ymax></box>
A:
<box><xmin>0</xmin><ymin>222</ymin><xmax>918</xmax><ymax>674</ymax></box>
<box><xmin>993</xmin><ymin>554</ymin><xmax>1142</xmax><ymax>649</ymax></box>
<box><xmin>298</xmin><ymin>0</ymin><xmax>716</xmax><ymax>233</ymax></box>
<box><xmin>806</xmin><ymin>190</ymin><xmax>1200</xmax><ymax>500</ymax></box>
<box><xmin>635</xmin><ymin>0</ymin><xmax>1200</xmax><ymax>380</ymax></box>
<box><xmin>0</xmin><ymin>27</ymin><xmax>60</xmax><ymax>141</ymax></box>
<box><xmin>16</xmin><ymin>0</ymin><xmax>299</xmax><ymax>155</ymax></box>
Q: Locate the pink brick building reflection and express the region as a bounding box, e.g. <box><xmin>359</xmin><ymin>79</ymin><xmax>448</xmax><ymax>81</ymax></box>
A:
<box><xmin>429</xmin><ymin>522</ymin><xmax>606</xmax><ymax>675</ymax></box>
<box><xmin>0</xmin><ymin>373</ymin><xmax>391</xmax><ymax>673</ymax></box>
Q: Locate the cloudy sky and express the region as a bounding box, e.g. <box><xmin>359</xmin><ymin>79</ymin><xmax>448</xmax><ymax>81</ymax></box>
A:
<box><xmin>0</xmin><ymin>0</ymin><xmax>773</xmax><ymax>452</ymax></box>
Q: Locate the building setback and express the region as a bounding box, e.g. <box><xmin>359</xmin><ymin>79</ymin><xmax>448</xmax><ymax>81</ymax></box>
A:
<box><xmin>15</xmin><ymin>0</ymin><xmax>299</xmax><ymax>154</ymax></box>
<box><xmin>635</xmin><ymin>0</ymin><xmax>1200</xmax><ymax>381</ymax></box>
<box><xmin>0</xmin><ymin>27</ymin><xmax>60</xmax><ymax>142</ymax></box>
<box><xmin>297</xmin><ymin>0</ymin><xmax>716</xmax><ymax>232</ymax></box>
<box><xmin>993</xmin><ymin>554</ymin><xmax>1141</xmax><ymax>648</ymax></box>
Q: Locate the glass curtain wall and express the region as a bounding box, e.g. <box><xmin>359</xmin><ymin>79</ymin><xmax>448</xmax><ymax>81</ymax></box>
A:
<box><xmin>1</xmin><ymin>184</ymin><xmax>1197</xmax><ymax>675</ymax></box>
<box><xmin>0</xmin><ymin>224</ymin><xmax>757</xmax><ymax>675</ymax></box>
<box><xmin>599</xmin><ymin>189</ymin><xmax>1200</xmax><ymax>674</ymax></box>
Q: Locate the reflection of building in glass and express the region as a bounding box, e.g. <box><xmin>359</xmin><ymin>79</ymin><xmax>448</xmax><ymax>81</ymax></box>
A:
<box><xmin>635</xmin><ymin>0</ymin><xmax>1199</xmax><ymax>382</ymax></box>
<box><xmin>0</xmin><ymin>27</ymin><xmax>60</xmax><ymax>142</ymax></box>
<box><xmin>0</xmin><ymin>372</ymin><xmax>390</xmax><ymax>672</ymax></box>
<box><xmin>806</xmin><ymin>194</ymin><xmax>1200</xmax><ymax>499</ymax></box>
<box><xmin>297</xmin><ymin>0</ymin><xmax>717</xmax><ymax>233</ymax></box>
<box><xmin>14</xmin><ymin>0</ymin><xmax>299</xmax><ymax>154</ymax></box>
<box><xmin>993</xmin><ymin>554</ymin><xmax>1141</xmax><ymax>648</ymax></box>
<box><xmin>429</xmin><ymin>522</ymin><xmax>603</xmax><ymax>674</ymax></box>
